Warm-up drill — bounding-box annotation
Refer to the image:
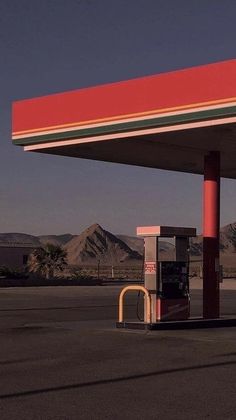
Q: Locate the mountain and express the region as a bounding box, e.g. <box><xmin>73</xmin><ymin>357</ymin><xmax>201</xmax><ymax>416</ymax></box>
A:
<box><xmin>0</xmin><ymin>233</ymin><xmax>41</xmax><ymax>247</ymax></box>
<box><xmin>116</xmin><ymin>235</ymin><xmax>144</xmax><ymax>255</ymax></box>
<box><xmin>38</xmin><ymin>234</ymin><xmax>75</xmax><ymax>247</ymax></box>
<box><xmin>117</xmin><ymin>234</ymin><xmax>175</xmax><ymax>258</ymax></box>
<box><xmin>1</xmin><ymin>222</ymin><xmax>236</xmax><ymax>265</ymax></box>
<box><xmin>220</xmin><ymin>222</ymin><xmax>236</xmax><ymax>252</ymax></box>
<box><xmin>189</xmin><ymin>222</ymin><xmax>236</xmax><ymax>256</ymax></box>
<box><xmin>64</xmin><ymin>224</ymin><xmax>142</xmax><ymax>265</ymax></box>
<box><xmin>118</xmin><ymin>224</ymin><xmax>236</xmax><ymax>259</ymax></box>
<box><xmin>189</xmin><ymin>236</ymin><xmax>202</xmax><ymax>256</ymax></box>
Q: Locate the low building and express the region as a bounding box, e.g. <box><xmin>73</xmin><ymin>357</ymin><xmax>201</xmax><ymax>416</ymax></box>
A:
<box><xmin>0</xmin><ymin>242</ymin><xmax>40</xmax><ymax>270</ymax></box>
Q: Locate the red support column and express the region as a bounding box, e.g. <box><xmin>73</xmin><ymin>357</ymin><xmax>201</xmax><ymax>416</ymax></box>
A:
<box><xmin>203</xmin><ymin>151</ymin><xmax>220</xmax><ymax>319</ymax></box>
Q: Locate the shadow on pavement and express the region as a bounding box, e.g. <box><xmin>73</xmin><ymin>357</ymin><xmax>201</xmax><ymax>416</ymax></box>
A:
<box><xmin>0</xmin><ymin>304</ymin><xmax>129</xmax><ymax>312</ymax></box>
<box><xmin>0</xmin><ymin>360</ymin><xmax>235</xmax><ymax>400</ymax></box>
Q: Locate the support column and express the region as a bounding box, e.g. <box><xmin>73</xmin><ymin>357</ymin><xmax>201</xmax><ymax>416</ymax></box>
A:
<box><xmin>144</xmin><ymin>236</ymin><xmax>158</xmax><ymax>323</ymax></box>
<box><xmin>203</xmin><ymin>151</ymin><xmax>220</xmax><ymax>319</ymax></box>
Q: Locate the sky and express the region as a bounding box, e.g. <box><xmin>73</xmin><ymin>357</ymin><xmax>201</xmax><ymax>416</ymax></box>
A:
<box><xmin>0</xmin><ymin>0</ymin><xmax>236</xmax><ymax>236</ymax></box>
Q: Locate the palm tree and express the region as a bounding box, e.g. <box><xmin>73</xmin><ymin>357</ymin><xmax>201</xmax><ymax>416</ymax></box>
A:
<box><xmin>28</xmin><ymin>243</ymin><xmax>67</xmax><ymax>279</ymax></box>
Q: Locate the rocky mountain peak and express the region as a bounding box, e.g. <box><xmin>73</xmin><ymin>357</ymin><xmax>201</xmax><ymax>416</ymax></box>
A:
<box><xmin>64</xmin><ymin>224</ymin><xmax>142</xmax><ymax>265</ymax></box>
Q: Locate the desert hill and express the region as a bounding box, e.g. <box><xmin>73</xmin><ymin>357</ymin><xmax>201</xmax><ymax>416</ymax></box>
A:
<box><xmin>116</xmin><ymin>235</ymin><xmax>144</xmax><ymax>255</ymax></box>
<box><xmin>0</xmin><ymin>233</ymin><xmax>41</xmax><ymax>247</ymax></box>
<box><xmin>38</xmin><ymin>234</ymin><xmax>75</xmax><ymax>247</ymax></box>
<box><xmin>117</xmin><ymin>234</ymin><xmax>175</xmax><ymax>257</ymax></box>
<box><xmin>118</xmin><ymin>223</ymin><xmax>236</xmax><ymax>259</ymax></box>
<box><xmin>64</xmin><ymin>224</ymin><xmax>142</xmax><ymax>265</ymax></box>
<box><xmin>188</xmin><ymin>222</ymin><xmax>236</xmax><ymax>257</ymax></box>
<box><xmin>1</xmin><ymin>222</ymin><xmax>236</xmax><ymax>266</ymax></box>
<box><xmin>220</xmin><ymin>222</ymin><xmax>236</xmax><ymax>252</ymax></box>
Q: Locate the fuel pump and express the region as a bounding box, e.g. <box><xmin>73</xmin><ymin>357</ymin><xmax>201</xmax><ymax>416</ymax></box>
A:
<box><xmin>137</xmin><ymin>226</ymin><xmax>196</xmax><ymax>322</ymax></box>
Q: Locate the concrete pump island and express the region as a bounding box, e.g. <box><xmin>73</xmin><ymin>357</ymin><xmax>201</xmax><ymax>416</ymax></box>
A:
<box><xmin>12</xmin><ymin>59</ymin><xmax>236</xmax><ymax>327</ymax></box>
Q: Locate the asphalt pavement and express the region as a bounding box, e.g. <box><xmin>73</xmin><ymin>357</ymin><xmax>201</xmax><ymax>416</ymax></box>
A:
<box><xmin>0</xmin><ymin>284</ymin><xmax>235</xmax><ymax>420</ymax></box>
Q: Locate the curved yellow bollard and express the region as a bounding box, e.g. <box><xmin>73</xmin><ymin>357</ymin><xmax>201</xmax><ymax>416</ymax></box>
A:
<box><xmin>118</xmin><ymin>285</ymin><xmax>151</xmax><ymax>323</ymax></box>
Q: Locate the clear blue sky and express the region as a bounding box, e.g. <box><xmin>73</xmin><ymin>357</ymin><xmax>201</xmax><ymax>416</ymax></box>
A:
<box><xmin>1</xmin><ymin>0</ymin><xmax>236</xmax><ymax>236</ymax></box>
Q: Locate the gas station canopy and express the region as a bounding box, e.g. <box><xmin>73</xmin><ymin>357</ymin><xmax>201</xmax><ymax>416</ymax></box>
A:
<box><xmin>12</xmin><ymin>59</ymin><xmax>236</xmax><ymax>178</ymax></box>
<box><xmin>12</xmin><ymin>59</ymin><xmax>236</xmax><ymax>320</ymax></box>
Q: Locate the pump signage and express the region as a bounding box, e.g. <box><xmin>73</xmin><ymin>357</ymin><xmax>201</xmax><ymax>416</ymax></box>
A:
<box><xmin>145</xmin><ymin>261</ymin><xmax>156</xmax><ymax>274</ymax></box>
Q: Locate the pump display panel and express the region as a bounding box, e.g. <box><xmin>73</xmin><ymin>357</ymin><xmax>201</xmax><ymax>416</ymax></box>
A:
<box><xmin>158</xmin><ymin>261</ymin><xmax>189</xmax><ymax>299</ymax></box>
